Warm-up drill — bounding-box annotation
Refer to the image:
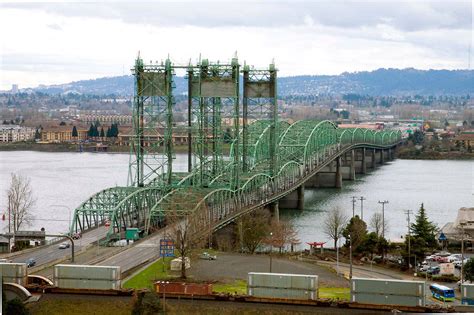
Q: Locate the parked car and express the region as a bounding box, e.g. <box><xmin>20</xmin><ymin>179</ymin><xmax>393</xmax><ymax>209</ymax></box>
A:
<box><xmin>199</xmin><ymin>252</ymin><xmax>217</xmax><ymax>260</ymax></box>
<box><xmin>58</xmin><ymin>243</ymin><xmax>70</xmax><ymax>249</ymax></box>
<box><xmin>436</xmin><ymin>251</ymin><xmax>451</xmax><ymax>257</ymax></box>
<box><xmin>426</xmin><ymin>255</ymin><xmax>437</xmax><ymax>261</ymax></box>
<box><xmin>427</xmin><ymin>266</ymin><xmax>440</xmax><ymax>275</ymax></box>
<box><xmin>26</xmin><ymin>258</ymin><xmax>36</xmax><ymax>268</ymax></box>
<box><xmin>454</xmin><ymin>258</ymin><xmax>470</xmax><ymax>269</ymax></box>
<box><xmin>438</xmin><ymin>256</ymin><xmax>449</xmax><ymax>263</ymax></box>
<box><xmin>448</xmin><ymin>254</ymin><xmax>462</xmax><ymax>262</ymax></box>
<box><xmin>420</xmin><ymin>264</ymin><xmax>430</xmax><ymax>272</ymax></box>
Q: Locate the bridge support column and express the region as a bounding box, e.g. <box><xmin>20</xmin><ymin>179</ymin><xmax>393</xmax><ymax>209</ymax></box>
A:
<box><xmin>350</xmin><ymin>150</ymin><xmax>356</xmax><ymax>180</ymax></box>
<box><xmin>371</xmin><ymin>149</ymin><xmax>376</xmax><ymax>168</ymax></box>
<box><xmin>335</xmin><ymin>157</ymin><xmax>342</xmax><ymax>188</ymax></box>
<box><xmin>270</xmin><ymin>201</ymin><xmax>279</xmax><ymax>221</ymax></box>
<box><xmin>297</xmin><ymin>185</ymin><xmax>305</xmax><ymax>210</ymax></box>
<box><xmin>381</xmin><ymin>149</ymin><xmax>385</xmax><ymax>164</ymax></box>
<box><xmin>361</xmin><ymin>148</ymin><xmax>367</xmax><ymax>174</ymax></box>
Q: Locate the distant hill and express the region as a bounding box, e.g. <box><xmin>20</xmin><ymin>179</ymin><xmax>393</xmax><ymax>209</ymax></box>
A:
<box><xmin>29</xmin><ymin>68</ymin><xmax>474</xmax><ymax>96</ymax></box>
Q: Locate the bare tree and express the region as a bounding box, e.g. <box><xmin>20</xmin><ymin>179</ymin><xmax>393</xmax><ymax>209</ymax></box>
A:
<box><xmin>163</xmin><ymin>189</ymin><xmax>204</xmax><ymax>279</ymax></box>
<box><xmin>370</xmin><ymin>212</ymin><xmax>388</xmax><ymax>238</ymax></box>
<box><xmin>323</xmin><ymin>207</ymin><xmax>348</xmax><ymax>249</ymax></box>
<box><xmin>265</xmin><ymin>219</ymin><xmax>300</xmax><ymax>253</ymax></box>
<box><xmin>6</xmin><ymin>173</ymin><xmax>36</xmax><ymax>233</ymax></box>
<box><xmin>236</xmin><ymin>209</ymin><xmax>271</xmax><ymax>253</ymax></box>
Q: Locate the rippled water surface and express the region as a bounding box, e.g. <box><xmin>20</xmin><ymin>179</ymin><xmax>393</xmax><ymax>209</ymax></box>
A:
<box><xmin>0</xmin><ymin>152</ymin><xmax>472</xmax><ymax>243</ymax></box>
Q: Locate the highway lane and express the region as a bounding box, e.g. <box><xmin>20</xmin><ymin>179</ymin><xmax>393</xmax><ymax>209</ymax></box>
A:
<box><xmin>4</xmin><ymin>227</ymin><xmax>108</xmax><ymax>267</ymax></box>
<box><xmin>98</xmin><ymin>230</ymin><xmax>165</xmax><ymax>274</ymax></box>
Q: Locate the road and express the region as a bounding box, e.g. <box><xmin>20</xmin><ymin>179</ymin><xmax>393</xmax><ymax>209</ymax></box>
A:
<box><xmin>1</xmin><ymin>227</ymin><xmax>108</xmax><ymax>268</ymax></box>
<box><xmin>97</xmin><ymin>230</ymin><xmax>165</xmax><ymax>275</ymax></box>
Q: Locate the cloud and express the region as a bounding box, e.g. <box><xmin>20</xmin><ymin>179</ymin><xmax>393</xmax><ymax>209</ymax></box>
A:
<box><xmin>0</xmin><ymin>1</ymin><xmax>472</xmax><ymax>89</ymax></box>
<box><xmin>3</xmin><ymin>1</ymin><xmax>471</xmax><ymax>31</ymax></box>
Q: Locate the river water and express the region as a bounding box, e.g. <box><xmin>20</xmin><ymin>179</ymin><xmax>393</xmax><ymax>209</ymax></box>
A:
<box><xmin>0</xmin><ymin>151</ymin><xmax>472</xmax><ymax>246</ymax></box>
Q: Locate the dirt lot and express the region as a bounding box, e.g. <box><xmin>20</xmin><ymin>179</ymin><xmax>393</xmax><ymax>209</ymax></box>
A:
<box><xmin>188</xmin><ymin>252</ymin><xmax>348</xmax><ymax>287</ymax></box>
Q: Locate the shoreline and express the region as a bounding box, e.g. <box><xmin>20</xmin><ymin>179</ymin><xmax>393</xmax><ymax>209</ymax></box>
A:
<box><xmin>1</xmin><ymin>143</ymin><xmax>473</xmax><ymax>160</ymax></box>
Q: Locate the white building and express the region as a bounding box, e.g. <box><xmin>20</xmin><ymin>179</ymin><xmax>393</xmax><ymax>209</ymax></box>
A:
<box><xmin>0</xmin><ymin>125</ymin><xmax>35</xmax><ymax>143</ymax></box>
<box><xmin>440</xmin><ymin>207</ymin><xmax>474</xmax><ymax>242</ymax></box>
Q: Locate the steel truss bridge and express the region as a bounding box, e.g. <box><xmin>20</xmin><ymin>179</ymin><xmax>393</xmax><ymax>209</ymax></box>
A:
<box><xmin>70</xmin><ymin>55</ymin><xmax>402</xmax><ymax>244</ymax></box>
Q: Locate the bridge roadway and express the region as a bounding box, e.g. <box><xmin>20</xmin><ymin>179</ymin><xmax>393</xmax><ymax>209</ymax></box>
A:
<box><xmin>2</xmin><ymin>227</ymin><xmax>108</xmax><ymax>268</ymax></box>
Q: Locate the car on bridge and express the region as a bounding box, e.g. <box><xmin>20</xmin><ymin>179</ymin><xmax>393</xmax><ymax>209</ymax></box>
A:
<box><xmin>58</xmin><ymin>243</ymin><xmax>70</xmax><ymax>249</ymax></box>
<box><xmin>72</xmin><ymin>232</ymin><xmax>81</xmax><ymax>240</ymax></box>
<box><xmin>26</xmin><ymin>258</ymin><xmax>36</xmax><ymax>268</ymax></box>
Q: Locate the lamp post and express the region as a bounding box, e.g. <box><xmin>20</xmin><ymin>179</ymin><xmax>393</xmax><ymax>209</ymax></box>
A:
<box><xmin>269</xmin><ymin>232</ymin><xmax>273</xmax><ymax>273</ymax></box>
<box><xmin>349</xmin><ymin>233</ymin><xmax>353</xmax><ymax>279</ymax></box>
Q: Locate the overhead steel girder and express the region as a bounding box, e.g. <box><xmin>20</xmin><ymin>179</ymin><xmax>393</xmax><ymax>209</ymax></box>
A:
<box><xmin>70</xmin><ymin>186</ymin><xmax>137</xmax><ymax>235</ymax></box>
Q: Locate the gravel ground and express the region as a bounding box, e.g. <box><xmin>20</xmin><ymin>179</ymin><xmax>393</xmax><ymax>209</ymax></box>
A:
<box><xmin>189</xmin><ymin>252</ymin><xmax>348</xmax><ymax>287</ymax></box>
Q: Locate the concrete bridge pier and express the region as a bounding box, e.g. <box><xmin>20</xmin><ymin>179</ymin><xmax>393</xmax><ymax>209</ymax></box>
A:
<box><xmin>335</xmin><ymin>156</ymin><xmax>342</xmax><ymax>188</ymax></box>
<box><xmin>341</xmin><ymin>151</ymin><xmax>356</xmax><ymax>180</ymax></box>
<box><xmin>279</xmin><ymin>184</ymin><xmax>305</xmax><ymax>210</ymax></box>
<box><xmin>380</xmin><ymin>149</ymin><xmax>385</xmax><ymax>164</ymax></box>
<box><xmin>270</xmin><ymin>201</ymin><xmax>279</xmax><ymax>220</ymax></box>
<box><xmin>353</xmin><ymin>148</ymin><xmax>366</xmax><ymax>175</ymax></box>
<box><xmin>371</xmin><ymin>149</ymin><xmax>377</xmax><ymax>168</ymax></box>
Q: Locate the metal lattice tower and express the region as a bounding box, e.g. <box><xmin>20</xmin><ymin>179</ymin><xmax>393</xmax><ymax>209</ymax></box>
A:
<box><xmin>188</xmin><ymin>57</ymin><xmax>240</xmax><ymax>189</ymax></box>
<box><xmin>241</xmin><ymin>62</ymin><xmax>278</xmax><ymax>175</ymax></box>
<box><xmin>129</xmin><ymin>56</ymin><xmax>175</xmax><ymax>188</ymax></box>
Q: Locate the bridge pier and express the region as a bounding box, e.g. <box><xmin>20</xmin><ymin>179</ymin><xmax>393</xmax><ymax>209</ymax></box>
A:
<box><xmin>270</xmin><ymin>201</ymin><xmax>279</xmax><ymax>221</ymax></box>
<box><xmin>380</xmin><ymin>149</ymin><xmax>385</xmax><ymax>164</ymax></box>
<box><xmin>279</xmin><ymin>185</ymin><xmax>305</xmax><ymax>210</ymax></box>
<box><xmin>341</xmin><ymin>151</ymin><xmax>356</xmax><ymax>180</ymax></box>
<box><xmin>371</xmin><ymin>149</ymin><xmax>376</xmax><ymax>168</ymax></box>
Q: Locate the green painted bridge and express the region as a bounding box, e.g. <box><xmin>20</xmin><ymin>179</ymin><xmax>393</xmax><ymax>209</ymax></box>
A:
<box><xmin>69</xmin><ymin>56</ymin><xmax>402</xmax><ymax>243</ymax></box>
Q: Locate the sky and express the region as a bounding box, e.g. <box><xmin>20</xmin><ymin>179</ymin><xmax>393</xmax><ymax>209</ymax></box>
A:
<box><xmin>0</xmin><ymin>0</ymin><xmax>473</xmax><ymax>90</ymax></box>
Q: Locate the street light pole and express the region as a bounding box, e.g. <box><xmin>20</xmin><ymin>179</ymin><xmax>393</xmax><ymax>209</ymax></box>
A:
<box><xmin>359</xmin><ymin>196</ymin><xmax>366</xmax><ymax>221</ymax></box>
<box><xmin>349</xmin><ymin>233</ymin><xmax>353</xmax><ymax>279</ymax></box>
<box><xmin>269</xmin><ymin>232</ymin><xmax>273</xmax><ymax>273</ymax></box>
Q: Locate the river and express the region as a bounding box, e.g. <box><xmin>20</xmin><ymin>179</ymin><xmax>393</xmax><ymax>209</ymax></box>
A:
<box><xmin>0</xmin><ymin>151</ymin><xmax>472</xmax><ymax>246</ymax></box>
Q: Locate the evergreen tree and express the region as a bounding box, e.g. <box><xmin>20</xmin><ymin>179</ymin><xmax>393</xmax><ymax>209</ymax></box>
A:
<box><xmin>404</xmin><ymin>203</ymin><xmax>438</xmax><ymax>265</ymax></box>
<box><xmin>106</xmin><ymin>127</ymin><xmax>111</xmax><ymax>138</ymax></box>
<box><xmin>100</xmin><ymin>127</ymin><xmax>105</xmax><ymax>138</ymax></box>
<box><xmin>464</xmin><ymin>258</ymin><xmax>474</xmax><ymax>282</ymax></box>
<box><xmin>342</xmin><ymin>215</ymin><xmax>368</xmax><ymax>252</ymax></box>
<box><xmin>72</xmin><ymin>126</ymin><xmax>78</xmax><ymax>137</ymax></box>
<box><xmin>87</xmin><ymin>123</ymin><xmax>94</xmax><ymax>138</ymax></box>
<box><xmin>34</xmin><ymin>128</ymin><xmax>41</xmax><ymax>140</ymax></box>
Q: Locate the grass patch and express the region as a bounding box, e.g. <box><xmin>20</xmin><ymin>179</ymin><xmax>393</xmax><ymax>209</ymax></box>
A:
<box><xmin>319</xmin><ymin>287</ymin><xmax>350</xmax><ymax>300</ymax></box>
<box><xmin>123</xmin><ymin>257</ymin><xmax>172</xmax><ymax>290</ymax></box>
<box><xmin>213</xmin><ymin>280</ymin><xmax>247</xmax><ymax>295</ymax></box>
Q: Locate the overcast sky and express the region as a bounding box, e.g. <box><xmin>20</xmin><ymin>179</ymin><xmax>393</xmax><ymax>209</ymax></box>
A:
<box><xmin>0</xmin><ymin>0</ymin><xmax>473</xmax><ymax>90</ymax></box>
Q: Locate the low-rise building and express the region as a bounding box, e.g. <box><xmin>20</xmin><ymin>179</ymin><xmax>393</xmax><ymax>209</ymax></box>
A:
<box><xmin>40</xmin><ymin>126</ymin><xmax>88</xmax><ymax>143</ymax></box>
<box><xmin>0</xmin><ymin>125</ymin><xmax>35</xmax><ymax>142</ymax></box>
<box><xmin>453</xmin><ymin>131</ymin><xmax>474</xmax><ymax>149</ymax></box>
<box><xmin>439</xmin><ymin>207</ymin><xmax>474</xmax><ymax>242</ymax></box>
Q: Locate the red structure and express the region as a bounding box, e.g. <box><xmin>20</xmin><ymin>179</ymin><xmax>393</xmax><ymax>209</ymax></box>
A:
<box><xmin>307</xmin><ymin>241</ymin><xmax>326</xmax><ymax>254</ymax></box>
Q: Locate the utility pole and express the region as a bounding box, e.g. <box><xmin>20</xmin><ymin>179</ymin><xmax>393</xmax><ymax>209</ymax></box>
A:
<box><xmin>8</xmin><ymin>194</ymin><xmax>11</xmax><ymax>253</ymax></box>
<box><xmin>351</xmin><ymin>196</ymin><xmax>357</xmax><ymax>218</ymax></box>
<box><xmin>359</xmin><ymin>196</ymin><xmax>366</xmax><ymax>220</ymax></box>
<box><xmin>461</xmin><ymin>221</ymin><xmax>467</xmax><ymax>284</ymax></box>
<box><xmin>404</xmin><ymin>210</ymin><xmax>413</xmax><ymax>271</ymax></box>
<box><xmin>378</xmin><ymin>200</ymin><xmax>389</xmax><ymax>239</ymax></box>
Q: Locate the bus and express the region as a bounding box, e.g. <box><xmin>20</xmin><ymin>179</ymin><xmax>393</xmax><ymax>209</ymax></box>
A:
<box><xmin>429</xmin><ymin>284</ymin><xmax>455</xmax><ymax>302</ymax></box>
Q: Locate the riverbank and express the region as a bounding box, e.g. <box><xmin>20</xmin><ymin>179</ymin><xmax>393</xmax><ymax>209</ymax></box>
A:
<box><xmin>0</xmin><ymin>142</ymin><xmax>200</xmax><ymax>154</ymax></box>
<box><xmin>397</xmin><ymin>147</ymin><xmax>474</xmax><ymax>160</ymax></box>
